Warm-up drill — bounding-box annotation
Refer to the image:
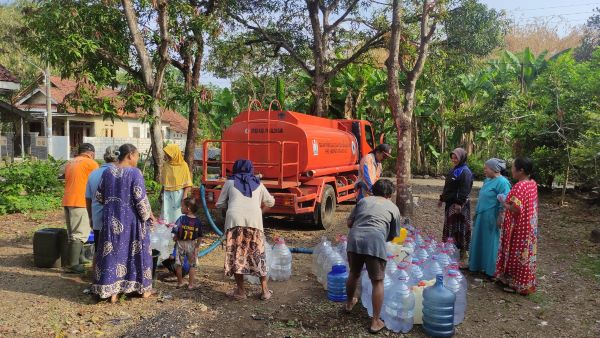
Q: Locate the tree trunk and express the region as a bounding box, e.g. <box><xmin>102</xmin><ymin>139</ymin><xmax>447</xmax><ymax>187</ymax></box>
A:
<box><xmin>311</xmin><ymin>75</ymin><xmax>326</xmax><ymax>117</ymax></box>
<box><xmin>184</xmin><ymin>44</ymin><xmax>203</xmax><ymax>173</ymax></box>
<box><xmin>150</xmin><ymin>102</ymin><xmax>165</xmax><ymax>182</ymax></box>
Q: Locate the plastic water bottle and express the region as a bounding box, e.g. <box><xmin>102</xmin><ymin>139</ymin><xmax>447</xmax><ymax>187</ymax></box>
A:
<box><xmin>409</xmin><ymin>257</ymin><xmax>424</xmax><ymax>286</ymax></box>
<box><xmin>445</xmin><ymin>237</ymin><xmax>460</xmax><ymax>262</ymax></box>
<box><xmin>327</xmin><ymin>265</ymin><xmax>348</xmax><ymax>302</ymax></box>
<box><xmin>316</xmin><ymin>245</ymin><xmax>334</xmax><ymax>284</ymax></box>
<box><xmin>312</xmin><ymin>237</ymin><xmax>330</xmax><ymax>276</ymax></box>
<box><xmin>415</xmin><ymin>231</ymin><xmax>424</xmax><ymax>246</ymax></box>
<box><xmin>423</xmin><ymin>255</ymin><xmax>443</xmax><ymax>281</ymax></box>
<box><xmin>415</xmin><ymin>245</ymin><xmax>430</xmax><ymax>263</ymax></box>
<box><xmin>360</xmin><ymin>268</ymin><xmax>373</xmax><ymax>316</ymax></box>
<box><xmin>322</xmin><ymin>251</ymin><xmax>345</xmax><ymax>289</ymax></box>
<box><xmin>403</xmin><ymin>237</ymin><xmax>416</xmax><ymax>253</ymax></box>
<box><xmin>335</xmin><ymin>235</ymin><xmax>347</xmax><ymax>260</ymax></box>
<box><xmin>422</xmin><ymin>274</ymin><xmax>456</xmax><ymax>337</ymax></box>
<box><xmin>383</xmin><ymin>271</ymin><xmax>415</xmax><ymax>333</ymax></box>
<box><xmin>444</xmin><ymin>269</ymin><xmax>466</xmax><ymax>325</ymax></box>
<box><xmin>270</xmin><ymin>237</ymin><xmax>292</xmax><ymax>281</ymax></box>
<box><xmin>437</xmin><ymin>249</ymin><xmax>451</xmax><ymax>271</ymax></box>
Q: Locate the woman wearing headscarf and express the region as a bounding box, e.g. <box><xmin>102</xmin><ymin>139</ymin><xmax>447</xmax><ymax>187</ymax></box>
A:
<box><xmin>439</xmin><ymin>148</ymin><xmax>474</xmax><ymax>267</ymax></box>
<box><xmin>161</xmin><ymin>144</ymin><xmax>193</xmax><ymax>224</ymax></box>
<box><xmin>92</xmin><ymin>144</ymin><xmax>155</xmax><ymax>303</ymax></box>
<box><xmin>469</xmin><ymin>158</ymin><xmax>511</xmax><ymax>278</ymax></box>
<box><xmin>216</xmin><ymin>159</ymin><xmax>275</xmax><ymax>301</ymax></box>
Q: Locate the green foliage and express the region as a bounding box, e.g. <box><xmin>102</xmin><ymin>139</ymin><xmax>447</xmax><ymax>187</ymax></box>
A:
<box><xmin>0</xmin><ymin>159</ymin><xmax>65</xmax><ymax>214</ymax></box>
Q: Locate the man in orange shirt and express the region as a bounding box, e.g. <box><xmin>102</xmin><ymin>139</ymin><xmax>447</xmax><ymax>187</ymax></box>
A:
<box><xmin>63</xmin><ymin>143</ymin><xmax>99</xmax><ymax>273</ymax></box>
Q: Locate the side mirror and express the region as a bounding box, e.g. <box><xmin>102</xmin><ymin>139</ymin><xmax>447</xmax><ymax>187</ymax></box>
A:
<box><xmin>379</xmin><ymin>133</ymin><xmax>385</xmax><ymax>145</ymax></box>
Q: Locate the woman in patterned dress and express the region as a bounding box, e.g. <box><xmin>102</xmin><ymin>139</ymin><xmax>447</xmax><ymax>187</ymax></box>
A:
<box><xmin>216</xmin><ymin>159</ymin><xmax>275</xmax><ymax>301</ymax></box>
<box><xmin>92</xmin><ymin>144</ymin><xmax>156</xmax><ymax>303</ymax></box>
<box><xmin>495</xmin><ymin>157</ymin><xmax>538</xmax><ymax>295</ymax></box>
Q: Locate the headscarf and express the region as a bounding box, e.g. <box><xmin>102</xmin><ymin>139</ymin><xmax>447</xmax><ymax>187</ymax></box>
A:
<box><xmin>162</xmin><ymin>144</ymin><xmax>192</xmax><ymax>191</ymax></box>
<box><xmin>485</xmin><ymin>158</ymin><xmax>506</xmax><ymax>173</ymax></box>
<box><xmin>228</xmin><ymin>159</ymin><xmax>260</xmax><ymax>198</ymax></box>
<box><xmin>451</xmin><ymin>148</ymin><xmax>469</xmax><ymax>178</ymax></box>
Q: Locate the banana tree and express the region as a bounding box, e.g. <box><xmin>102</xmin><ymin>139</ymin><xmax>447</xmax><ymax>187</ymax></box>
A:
<box><xmin>501</xmin><ymin>48</ymin><xmax>548</xmax><ymax>93</ymax></box>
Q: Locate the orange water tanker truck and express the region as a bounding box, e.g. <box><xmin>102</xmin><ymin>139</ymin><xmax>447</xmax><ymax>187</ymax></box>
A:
<box><xmin>197</xmin><ymin>101</ymin><xmax>381</xmax><ymax>229</ymax></box>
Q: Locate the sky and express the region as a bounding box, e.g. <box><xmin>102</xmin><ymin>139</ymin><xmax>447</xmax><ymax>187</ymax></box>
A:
<box><xmin>202</xmin><ymin>0</ymin><xmax>600</xmax><ymax>88</ymax></box>
<box><xmin>2</xmin><ymin>0</ymin><xmax>597</xmax><ymax>87</ymax></box>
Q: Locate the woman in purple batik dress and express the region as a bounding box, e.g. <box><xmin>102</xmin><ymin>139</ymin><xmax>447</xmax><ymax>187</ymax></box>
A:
<box><xmin>92</xmin><ymin>144</ymin><xmax>155</xmax><ymax>303</ymax></box>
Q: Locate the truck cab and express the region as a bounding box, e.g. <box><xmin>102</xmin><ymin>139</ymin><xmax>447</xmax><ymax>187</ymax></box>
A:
<box><xmin>337</xmin><ymin>120</ymin><xmax>376</xmax><ymax>161</ymax></box>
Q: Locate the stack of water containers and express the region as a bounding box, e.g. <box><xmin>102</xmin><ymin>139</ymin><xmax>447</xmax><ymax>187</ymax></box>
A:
<box><xmin>270</xmin><ymin>237</ymin><xmax>292</xmax><ymax>281</ymax></box>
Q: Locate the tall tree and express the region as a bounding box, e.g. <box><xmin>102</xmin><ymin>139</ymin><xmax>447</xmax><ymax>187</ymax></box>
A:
<box><xmin>169</xmin><ymin>0</ymin><xmax>220</xmax><ymax>170</ymax></box>
<box><xmin>226</xmin><ymin>0</ymin><xmax>388</xmax><ymax>116</ymax></box>
<box><xmin>25</xmin><ymin>0</ymin><xmax>173</xmax><ymax>180</ymax></box>
<box><xmin>387</xmin><ymin>0</ymin><xmax>506</xmax><ymax>215</ymax></box>
<box><xmin>387</xmin><ymin>0</ymin><xmax>437</xmax><ymax>216</ymax></box>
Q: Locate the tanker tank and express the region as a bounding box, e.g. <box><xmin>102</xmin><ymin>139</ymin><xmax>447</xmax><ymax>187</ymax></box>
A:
<box><xmin>221</xmin><ymin>110</ymin><xmax>359</xmax><ymax>179</ymax></box>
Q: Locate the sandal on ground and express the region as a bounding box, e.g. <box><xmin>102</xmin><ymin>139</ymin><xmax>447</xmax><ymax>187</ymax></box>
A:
<box><xmin>187</xmin><ymin>285</ymin><xmax>199</xmax><ymax>290</ymax></box>
<box><xmin>344</xmin><ymin>297</ymin><xmax>359</xmax><ymax>313</ymax></box>
<box><xmin>260</xmin><ymin>290</ymin><xmax>273</xmax><ymax>301</ymax></box>
<box><xmin>176</xmin><ymin>284</ymin><xmax>187</xmax><ymax>289</ymax></box>
<box><xmin>226</xmin><ymin>289</ymin><xmax>247</xmax><ymax>300</ymax></box>
<box><xmin>368</xmin><ymin>323</ymin><xmax>385</xmax><ymax>334</ymax></box>
<box><xmin>502</xmin><ymin>287</ymin><xmax>516</xmax><ymax>294</ymax></box>
<box><xmin>142</xmin><ymin>290</ymin><xmax>157</xmax><ymax>299</ymax></box>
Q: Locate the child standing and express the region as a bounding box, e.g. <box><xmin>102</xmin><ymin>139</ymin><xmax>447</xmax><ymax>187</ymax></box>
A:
<box><xmin>172</xmin><ymin>197</ymin><xmax>203</xmax><ymax>289</ymax></box>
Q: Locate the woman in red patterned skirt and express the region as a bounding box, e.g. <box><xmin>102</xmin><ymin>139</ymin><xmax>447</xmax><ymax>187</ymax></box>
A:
<box><xmin>495</xmin><ymin>157</ymin><xmax>538</xmax><ymax>295</ymax></box>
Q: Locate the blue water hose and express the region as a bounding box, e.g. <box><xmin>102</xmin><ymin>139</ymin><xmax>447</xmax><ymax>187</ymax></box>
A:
<box><xmin>197</xmin><ymin>184</ymin><xmax>224</xmax><ymax>258</ymax></box>
<box><xmin>290</xmin><ymin>247</ymin><xmax>313</xmax><ymax>254</ymax></box>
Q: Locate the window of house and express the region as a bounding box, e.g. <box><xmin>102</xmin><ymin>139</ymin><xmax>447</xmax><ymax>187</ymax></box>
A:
<box><xmin>132</xmin><ymin>127</ymin><xmax>140</xmax><ymax>138</ymax></box>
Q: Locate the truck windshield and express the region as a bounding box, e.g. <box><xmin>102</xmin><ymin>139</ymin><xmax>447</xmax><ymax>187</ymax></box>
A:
<box><xmin>365</xmin><ymin>124</ymin><xmax>375</xmax><ymax>149</ymax></box>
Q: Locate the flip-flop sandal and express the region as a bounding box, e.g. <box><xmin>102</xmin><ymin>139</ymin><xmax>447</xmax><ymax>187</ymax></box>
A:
<box><xmin>502</xmin><ymin>287</ymin><xmax>517</xmax><ymax>294</ymax></box>
<box><xmin>142</xmin><ymin>290</ymin><xmax>158</xmax><ymax>299</ymax></box>
<box><xmin>176</xmin><ymin>284</ymin><xmax>187</xmax><ymax>289</ymax></box>
<box><xmin>260</xmin><ymin>290</ymin><xmax>273</xmax><ymax>301</ymax></box>
<box><xmin>187</xmin><ymin>285</ymin><xmax>199</xmax><ymax>290</ymax></box>
<box><xmin>368</xmin><ymin>324</ymin><xmax>385</xmax><ymax>334</ymax></box>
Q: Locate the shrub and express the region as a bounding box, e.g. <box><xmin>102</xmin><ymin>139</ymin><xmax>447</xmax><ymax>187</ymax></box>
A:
<box><xmin>0</xmin><ymin>159</ymin><xmax>65</xmax><ymax>214</ymax></box>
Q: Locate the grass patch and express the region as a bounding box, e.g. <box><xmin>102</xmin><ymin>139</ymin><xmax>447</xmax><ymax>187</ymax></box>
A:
<box><xmin>527</xmin><ymin>292</ymin><xmax>551</xmax><ymax>306</ymax></box>
<box><xmin>573</xmin><ymin>254</ymin><xmax>600</xmax><ymax>279</ymax></box>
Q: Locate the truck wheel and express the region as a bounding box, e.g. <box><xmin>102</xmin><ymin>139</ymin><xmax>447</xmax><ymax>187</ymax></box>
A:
<box><xmin>315</xmin><ymin>185</ymin><xmax>336</xmax><ymax>230</ymax></box>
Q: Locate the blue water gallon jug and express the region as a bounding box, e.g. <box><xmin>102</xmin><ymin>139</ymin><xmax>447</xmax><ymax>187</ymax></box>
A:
<box><xmin>422</xmin><ymin>274</ymin><xmax>456</xmax><ymax>337</ymax></box>
<box><xmin>327</xmin><ymin>264</ymin><xmax>349</xmax><ymax>302</ymax></box>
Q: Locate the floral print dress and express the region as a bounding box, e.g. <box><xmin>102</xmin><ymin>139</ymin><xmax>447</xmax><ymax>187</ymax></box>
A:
<box><xmin>92</xmin><ymin>166</ymin><xmax>153</xmax><ymax>299</ymax></box>
<box><xmin>495</xmin><ymin>180</ymin><xmax>538</xmax><ymax>295</ymax></box>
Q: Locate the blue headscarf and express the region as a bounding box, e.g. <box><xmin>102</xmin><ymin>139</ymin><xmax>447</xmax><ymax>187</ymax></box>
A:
<box><xmin>229</xmin><ymin>159</ymin><xmax>260</xmax><ymax>198</ymax></box>
<box><xmin>451</xmin><ymin>148</ymin><xmax>469</xmax><ymax>178</ymax></box>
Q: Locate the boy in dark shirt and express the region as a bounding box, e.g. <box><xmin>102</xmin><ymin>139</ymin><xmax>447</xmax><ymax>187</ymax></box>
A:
<box><xmin>172</xmin><ymin>197</ymin><xmax>203</xmax><ymax>289</ymax></box>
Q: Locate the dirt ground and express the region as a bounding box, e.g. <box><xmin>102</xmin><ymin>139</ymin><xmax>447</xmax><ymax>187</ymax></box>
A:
<box><xmin>0</xmin><ymin>179</ymin><xmax>599</xmax><ymax>338</ymax></box>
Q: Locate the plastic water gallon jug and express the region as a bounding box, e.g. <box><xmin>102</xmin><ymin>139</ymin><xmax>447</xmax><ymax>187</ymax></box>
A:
<box><xmin>437</xmin><ymin>249</ymin><xmax>451</xmax><ymax>270</ymax></box>
<box><xmin>383</xmin><ymin>272</ymin><xmax>415</xmax><ymax>333</ymax></box>
<box><xmin>409</xmin><ymin>257</ymin><xmax>424</xmax><ymax>286</ymax></box>
<box><xmin>327</xmin><ymin>265</ymin><xmax>349</xmax><ymax>302</ymax></box>
<box><xmin>360</xmin><ymin>268</ymin><xmax>373</xmax><ymax>316</ymax></box>
<box><xmin>423</xmin><ymin>255</ymin><xmax>443</xmax><ymax>281</ymax></box>
<box><xmin>322</xmin><ymin>251</ymin><xmax>345</xmax><ymax>289</ymax></box>
<box><xmin>270</xmin><ymin>237</ymin><xmax>292</xmax><ymax>281</ymax></box>
<box><xmin>416</xmin><ymin>245</ymin><xmax>430</xmax><ymax>262</ymax></box>
<box><xmin>316</xmin><ymin>245</ymin><xmax>333</xmax><ymax>284</ymax></box>
<box><xmin>312</xmin><ymin>237</ymin><xmax>330</xmax><ymax>275</ymax></box>
<box><xmin>445</xmin><ymin>237</ymin><xmax>460</xmax><ymax>262</ymax></box>
<box><xmin>335</xmin><ymin>235</ymin><xmax>348</xmax><ymax>260</ymax></box>
<box><xmin>444</xmin><ymin>269</ymin><xmax>467</xmax><ymax>325</ymax></box>
<box><xmin>403</xmin><ymin>237</ymin><xmax>416</xmax><ymax>253</ymax></box>
<box><xmin>422</xmin><ymin>274</ymin><xmax>456</xmax><ymax>337</ymax></box>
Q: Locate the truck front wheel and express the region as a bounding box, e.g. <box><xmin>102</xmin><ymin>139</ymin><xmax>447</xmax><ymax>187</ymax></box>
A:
<box><xmin>313</xmin><ymin>184</ymin><xmax>336</xmax><ymax>230</ymax></box>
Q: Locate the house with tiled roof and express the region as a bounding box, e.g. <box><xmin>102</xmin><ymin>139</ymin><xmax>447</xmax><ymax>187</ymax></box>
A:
<box><xmin>15</xmin><ymin>76</ymin><xmax>188</xmax><ymax>149</ymax></box>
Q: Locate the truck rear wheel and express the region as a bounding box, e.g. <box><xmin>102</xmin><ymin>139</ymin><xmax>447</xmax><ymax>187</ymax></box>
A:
<box><xmin>312</xmin><ymin>185</ymin><xmax>336</xmax><ymax>230</ymax></box>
